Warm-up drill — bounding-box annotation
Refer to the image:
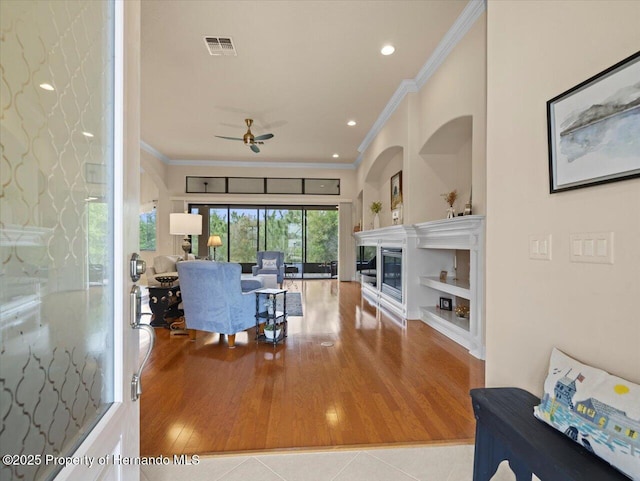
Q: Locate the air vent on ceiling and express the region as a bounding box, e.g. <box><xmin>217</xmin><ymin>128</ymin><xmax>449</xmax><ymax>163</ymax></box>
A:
<box><xmin>204</xmin><ymin>36</ymin><xmax>237</xmax><ymax>56</ymax></box>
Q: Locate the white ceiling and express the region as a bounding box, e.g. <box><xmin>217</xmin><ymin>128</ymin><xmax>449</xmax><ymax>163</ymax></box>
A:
<box><xmin>141</xmin><ymin>0</ymin><xmax>468</xmax><ymax>166</ymax></box>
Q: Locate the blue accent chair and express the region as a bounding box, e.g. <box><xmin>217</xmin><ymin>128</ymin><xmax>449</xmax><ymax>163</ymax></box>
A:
<box><xmin>251</xmin><ymin>251</ymin><xmax>285</xmax><ymax>287</ymax></box>
<box><xmin>177</xmin><ymin>261</ymin><xmax>263</xmax><ymax>348</ymax></box>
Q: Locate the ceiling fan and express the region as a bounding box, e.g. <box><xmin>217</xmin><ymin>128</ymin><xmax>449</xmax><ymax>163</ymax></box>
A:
<box><xmin>215</xmin><ymin>118</ymin><xmax>274</xmax><ymax>153</ymax></box>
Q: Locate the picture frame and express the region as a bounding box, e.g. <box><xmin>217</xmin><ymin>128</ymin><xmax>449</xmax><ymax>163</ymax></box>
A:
<box><xmin>439</xmin><ymin>297</ymin><xmax>452</xmax><ymax>311</ymax></box>
<box><xmin>439</xmin><ymin>270</ymin><xmax>448</xmax><ymax>282</ymax></box>
<box><xmin>547</xmin><ymin>51</ymin><xmax>640</xmax><ymax>193</ymax></box>
<box><xmin>390</xmin><ymin>171</ymin><xmax>402</xmax><ymax>209</ymax></box>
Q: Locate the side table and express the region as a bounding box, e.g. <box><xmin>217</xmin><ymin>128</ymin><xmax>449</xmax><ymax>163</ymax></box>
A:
<box><xmin>148</xmin><ymin>284</ymin><xmax>183</xmax><ymax>329</ymax></box>
<box><xmin>255</xmin><ymin>288</ymin><xmax>287</xmax><ymax>345</ymax></box>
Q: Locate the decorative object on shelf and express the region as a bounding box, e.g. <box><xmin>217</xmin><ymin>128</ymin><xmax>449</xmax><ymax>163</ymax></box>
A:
<box><xmin>547</xmin><ymin>51</ymin><xmax>640</xmax><ymax>193</ymax></box>
<box><xmin>353</xmin><ymin>223</ymin><xmax>361</xmax><ymax>233</ymax></box>
<box><xmin>264</xmin><ymin>323</ymin><xmax>281</xmax><ymax>340</ymax></box>
<box><xmin>463</xmin><ymin>189</ymin><xmax>473</xmax><ymax>216</ymax></box>
<box><xmin>154</xmin><ymin>275</ymin><xmax>178</xmax><ymax>287</ymax></box>
<box><xmin>207</xmin><ymin>234</ymin><xmax>222</xmax><ymax>260</ymax></box>
<box><xmin>442</xmin><ymin>190</ymin><xmax>457</xmax><ymax>219</ymax></box>
<box><xmin>455</xmin><ymin>305</ymin><xmax>470</xmax><ymax>319</ymax></box>
<box><xmin>370</xmin><ymin>201</ymin><xmax>382</xmax><ymax>229</ymax></box>
<box><xmin>170</xmin><ymin>212</ymin><xmax>202</xmax><ymax>258</ymax></box>
<box><xmin>392</xmin><ymin>194</ymin><xmax>403</xmax><ymax>225</ymax></box>
<box><xmin>390</xmin><ymin>171</ymin><xmax>403</xmax><ymax>209</ymax></box>
<box><xmin>439</xmin><ymin>297</ymin><xmax>452</xmax><ymax>311</ymax></box>
<box><xmin>264</xmin><ymin>299</ymin><xmax>275</xmax><ymax>316</ymax></box>
<box><xmin>439</xmin><ymin>270</ymin><xmax>448</xmax><ymax>282</ymax></box>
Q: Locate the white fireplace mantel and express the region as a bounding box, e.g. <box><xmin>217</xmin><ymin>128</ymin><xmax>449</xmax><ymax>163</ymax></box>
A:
<box><xmin>354</xmin><ymin>216</ymin><xmax>486</xmax><ymax>359</ymax></box>
<box><xmin>353</xmin><ymin>224</ymin><xmax>417</xmax><ymax>245</ymax></box>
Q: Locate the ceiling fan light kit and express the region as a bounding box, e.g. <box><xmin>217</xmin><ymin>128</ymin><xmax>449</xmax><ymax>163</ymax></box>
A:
<box><xmin>215</xmin><ymin>118</ymin><xmax>274</xmax><ymax>154</ymax></box>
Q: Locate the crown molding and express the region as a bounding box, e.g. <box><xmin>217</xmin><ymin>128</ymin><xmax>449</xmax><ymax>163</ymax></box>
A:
<box><xmin>168</xmin><ymin>159</ymin><xmax>357</xmax><ymax>170</ymax></box>
<box><xmin>355</xmin><ymin>79</ymin><xmax>418</xmax><ymax>164</ymax></box>
<box><xmin>139</xmin><ymin>141</ymin><xmax>356</xmax><ymax>170</ymax></box>
<box><xmin>140</xmin><ymin>140</ymin><xmax>171</xmax><ymax>164</ymax></box>
<box><xmin>355</xmin><ymin>0</ymin><xmax>486</xmax><ymax>165</ymax></box>
<box><xmin>415</xmin><ymin>0</ymin><xmax>486</xmax><ymax>89</ymax></box>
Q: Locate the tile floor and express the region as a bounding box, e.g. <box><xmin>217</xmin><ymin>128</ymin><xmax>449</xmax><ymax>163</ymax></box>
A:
<box><xmin>140</xmin><ymin>444</ymin><xmax>523</xmax><ymax>481</ymax></box>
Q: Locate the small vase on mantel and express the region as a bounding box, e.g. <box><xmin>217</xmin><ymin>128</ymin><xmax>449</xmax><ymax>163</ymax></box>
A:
<box><xmin>446</xmin><ymin>206</ymin><xmax>456</xmax><ymax>219</ymax></box>
<box><xmin>373</xmin><ymin>213</ymin><xmax>380</xmax><ymax>229</ymax></box>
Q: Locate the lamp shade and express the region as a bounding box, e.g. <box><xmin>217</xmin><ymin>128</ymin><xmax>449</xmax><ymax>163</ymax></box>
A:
<box><xmin>169</xmin><ymin>213</ymin><xmax>202</xmax><ymax>235</ymax></box>
<box><xmin>207</xmin><ymin>235</ymin><xmax>222</xmax><ymax>247</ymax></box>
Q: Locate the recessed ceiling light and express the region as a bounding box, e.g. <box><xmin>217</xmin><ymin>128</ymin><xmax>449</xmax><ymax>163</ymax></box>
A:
<box><xmin>347</xmin><ymin>120</ymin><xmax>356</xmax><ymax>126</ymax></box>
<box><xmin>381</xmin><ymin>45</ymin><xmax>395</xmax><ymax>56</ymax></box>
<box><xmin>39</xmin><ymin>83</ymin><xmax>55</xmax><ymax>91</ymax></box>
<box><xmin>82</xmin><ymin>131</ymin><xmax>94</xmax><ymax>138</ymax></box>
<box><xmin>332</xmin><ymin>154</ymin><xmax>339</xmax><ymax>158</ymax></box>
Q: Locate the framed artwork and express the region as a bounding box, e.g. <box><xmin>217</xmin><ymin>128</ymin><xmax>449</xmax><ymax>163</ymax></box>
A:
<box><xmin>439</xmin><ymin>297</ymin><xmax>452</xmax><ymax>311</ymax></box>
<box><xmin>547</xmin><ymin>51</ymin><xmax>640</xmax><ymax>193</ymax></box>
<box><xmin>390</xmin><ymin>171</ymin><xmax>402</xmax><ymax>209</ymax></box>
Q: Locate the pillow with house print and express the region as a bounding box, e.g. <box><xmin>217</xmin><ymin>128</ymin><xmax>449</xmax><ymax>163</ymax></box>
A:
<box><xmin>262</xmin><ymin>258</ymin><xmax>278</xmax><ymax>269</ymax></box>
<box><xmin>534</xmin><ymin>348</ymin><xmax>640</xmax><ymax>480</ymax></box>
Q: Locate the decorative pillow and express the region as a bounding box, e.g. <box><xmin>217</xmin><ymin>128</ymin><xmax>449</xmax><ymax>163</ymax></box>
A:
<box><xmin>154</xmin><ymin>256</ymin><xmax>176</xmax><ymax>274</ymax></box>
<box><xmin>262</xmin><ymin>258</ymin><xmax>278</xmax><ymax>270</ymax></box>
<box><xmin>534</xmin><ymin>348</ymin><xmax>640</xmax><ymax>479</ymax></box>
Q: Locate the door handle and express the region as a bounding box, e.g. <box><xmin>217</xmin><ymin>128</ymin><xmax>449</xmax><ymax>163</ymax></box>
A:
<box><xmin>130</xmin><ymin>253</ymin><xmax>146</xmax><ymax>283</ymax></box>
<box><xmin>130</xmin><ymin>284</ymin><xmax>155</xmax><ymax>401</ymax></box>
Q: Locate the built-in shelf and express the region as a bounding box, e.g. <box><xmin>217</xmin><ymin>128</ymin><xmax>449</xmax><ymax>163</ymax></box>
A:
<box><xmin>420</xmin><ymin>306</ymin><xmax>470</xmax><ymax>332</ymax></box>
<box><xmin>419</xmin><ymin>276</ymin><xmax>471</xmax><ymax>299</ymax></box>
<box><xmin>415</xmin><ymin>216</ymin><xmax>485</xmax><ymax>360</ymax></box>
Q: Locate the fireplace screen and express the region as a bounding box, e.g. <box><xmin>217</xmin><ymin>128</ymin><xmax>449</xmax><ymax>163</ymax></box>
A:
<box><xmin>381</xmin><ymin>247</ymin><xmax>402</xmax><ymax>301</ymax></box>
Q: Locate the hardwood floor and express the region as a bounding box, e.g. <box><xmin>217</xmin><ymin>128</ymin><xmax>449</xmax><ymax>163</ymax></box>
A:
<box><xmin>140</xmin><ymin>280</ymin><xmax>484</xmax><ymax>456</ymax></box>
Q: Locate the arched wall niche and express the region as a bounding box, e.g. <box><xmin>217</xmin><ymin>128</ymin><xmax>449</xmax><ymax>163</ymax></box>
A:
<box><xmin>420</xmin><ymin>115</ymin><xmax>472</xmax><ymax>156</ymax></box>
<box><xmin>411</xmin><ymin>115</ymin><xmax>473</xmax><ymax>222</ymax></box>
<box><xmin>363</xmin><ymin>145</ymin><xmax>403</xmax><ymax>229</ymax></box>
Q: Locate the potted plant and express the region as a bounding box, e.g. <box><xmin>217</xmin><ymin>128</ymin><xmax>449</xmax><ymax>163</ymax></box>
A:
<box><xmin>370</xmin><ymin>201</ymin><xmax>382</xmax><ymax>229</ymax></box>
<box><xmin>264</xmin><ymin>323</ymin><xmax>281</xmax><ymax>340</ymax></box>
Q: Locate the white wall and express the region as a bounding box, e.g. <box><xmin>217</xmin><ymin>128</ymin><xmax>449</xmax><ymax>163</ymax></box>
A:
<box><xmin>356</xmin><ymin>14</ymin><xmax>486</xmax><ymax>226</ymax></box>
<box><xmin>412</xmin><ymin>17</ymin><xmax>486</xmax><ymax>222</ymax></box>
<box><xmin>486</xmin><ymin>0</ymin><xmax>640</xmax><ymax>392</ymax></box>
<box><xmin>139</xmin><ymin>157</ymin><xmax>358</xmax><ymax>276</ymax></box>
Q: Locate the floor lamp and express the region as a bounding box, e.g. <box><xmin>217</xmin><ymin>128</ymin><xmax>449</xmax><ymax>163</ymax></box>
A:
<box><xmin>170</xmin><ymin>213</ymin><xmax>202</xmax><ymax>258</ymax></box>
<box><xmin>207</xmin><ymin>235</ymin><xmax>222</xmax><ymax>260</ymax></box>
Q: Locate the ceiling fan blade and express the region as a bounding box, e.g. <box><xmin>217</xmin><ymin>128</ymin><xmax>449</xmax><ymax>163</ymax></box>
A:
<box><xmin>215</xmin><ymin>135</ymin><xmax>244</xmax><ymax>141</ymax></box>
<box><xmin>250</xmin><ymin>144</ymin><xmax>260</xmax><ymax>153</ymax></box>
<box><xmin>254</xmin><ymin>133</ymin><xmax>274</xmax><ymax>141</ymax></box>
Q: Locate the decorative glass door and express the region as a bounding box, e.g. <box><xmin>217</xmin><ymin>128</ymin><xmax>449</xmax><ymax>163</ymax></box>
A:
<box><xmin>0</xmin><ymin>1</ymin><xmax>137</xmax><ymax>480</ymax></box>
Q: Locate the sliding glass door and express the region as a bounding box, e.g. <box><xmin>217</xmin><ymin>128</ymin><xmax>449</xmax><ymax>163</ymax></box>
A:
<box><xmin>209</xmin><ymin>207</ymin><xmax>229</xmax><ymax>261</ymax></box>
<box><xmin>189</xmin><ymin>204</ymin><xmax>338</xmax><ymax>278</ymax></box>
<box><xmin>304</xmin><ymin>208</ymin><xmax>339</xmax><ymax>278</ymax></box>
<box><xmin>229</xmin><ymin>208</ymin><xmax>259</xmax><ymax>270</ymax></box>
<box><xmin>265</xmin><ymin>208</ymin><xmax>303</xmax><ymax>274</ymax></box>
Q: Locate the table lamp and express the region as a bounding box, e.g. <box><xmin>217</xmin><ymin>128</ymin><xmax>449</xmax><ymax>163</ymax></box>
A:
<box><xmin>169</xmin><ymin>213</ymin><xmax>202</xmax><ymax>258</ymax></box>
<box><xmin>207</xmin><ymin>235</ymin><xmax>222</xmax><ymax>260</ymax></box>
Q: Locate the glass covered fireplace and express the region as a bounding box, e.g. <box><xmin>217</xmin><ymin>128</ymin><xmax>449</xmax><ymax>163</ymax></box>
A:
<box><xmin>381</xmin><ymin>247</ymin><xmax>402</xmax><ymax>302</ymax></box>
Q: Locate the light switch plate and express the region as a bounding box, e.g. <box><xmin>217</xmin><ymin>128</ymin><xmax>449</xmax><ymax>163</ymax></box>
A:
<box><xmin>570</xmin><ymin>232</ymin><xmax>614</xmax><ymax>264</ymax></box>
<box><xmin>529</xmin><ymin>234</ymin><xmax>552</xmax><ymax>260</ymax></box>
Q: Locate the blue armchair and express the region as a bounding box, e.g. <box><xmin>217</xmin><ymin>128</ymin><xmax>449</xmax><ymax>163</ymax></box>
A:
<box><xmin>252</xmin><ymin>251</ymin><xmax>285</xmax><ymax>287</ymax></box>
<box><xmin>177</xmin><ymin>261</ymin><xmax>263</xmax><ymax>348</ymax></box>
